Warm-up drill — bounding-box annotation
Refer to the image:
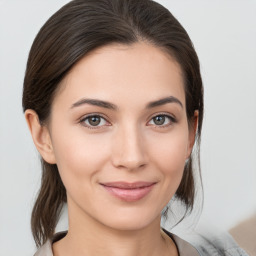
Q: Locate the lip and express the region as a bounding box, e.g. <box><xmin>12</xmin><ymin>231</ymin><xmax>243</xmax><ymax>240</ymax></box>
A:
<box><xmin>100</xmin><ymin>181</ymin><xmax>157</xmax><ymax>202</ymax></box>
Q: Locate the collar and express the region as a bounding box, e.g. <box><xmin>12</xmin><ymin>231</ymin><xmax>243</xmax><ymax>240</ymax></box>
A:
<box><xmin>34</xmin><ymin>230</ymin><xmax>200</xmax><ymax>256</ymax></box>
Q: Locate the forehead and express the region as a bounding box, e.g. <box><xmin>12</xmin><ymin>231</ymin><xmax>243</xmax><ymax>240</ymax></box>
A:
<box><xmin>53</xmin><ymin>42</ymin><xmax>185</xmax><ymax>109</ymax></box>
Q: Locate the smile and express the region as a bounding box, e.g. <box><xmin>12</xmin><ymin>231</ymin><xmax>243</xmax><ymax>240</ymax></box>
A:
<box><xmin>100</xmin><ymin>181</ymin><xmax>157</xmax><ymax>202</ymax></box>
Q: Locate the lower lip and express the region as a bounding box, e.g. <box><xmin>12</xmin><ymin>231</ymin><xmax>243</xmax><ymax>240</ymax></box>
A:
<box><xmin>102</xmin><ymin>184</ymin><xmax>155</xmax><ymax>202</ymax></box>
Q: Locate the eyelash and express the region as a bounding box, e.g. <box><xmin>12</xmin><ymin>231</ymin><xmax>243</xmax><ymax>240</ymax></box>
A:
<box><xmin>148</xmin><ymin>113</ymin><xmax>177</xmax><ymax>128</ymax></box>
<box><xmin>79</xmin><ymin>113</ymin><xmax>176</xmax><ymax>129</ymax></box>
<box><xmin>79</xmin><ymin>114</ymin><xmax>110</xmax><ymax>129</ymax></box>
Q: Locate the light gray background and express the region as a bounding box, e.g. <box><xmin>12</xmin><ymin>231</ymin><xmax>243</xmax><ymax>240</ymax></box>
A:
<box><xmin>0</xmin><ymin>0</ymin><xmax>255</xmax><ymax>255</ymax></box>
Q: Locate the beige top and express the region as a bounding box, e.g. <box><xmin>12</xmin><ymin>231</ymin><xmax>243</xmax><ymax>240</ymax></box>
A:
<box><xmin>34</xmin><ymin>230</ymin><xmax>199</xmax><ymax>256</ymax></box>
<box><xmin>229</xmin><ymin>214</ymin><xmax>256</xmax><ymax>256</ymax></box>
<box><xmin>34</xmin><ymin>229</ymin><xmax>248</xmax><ymax>256</ymax></box>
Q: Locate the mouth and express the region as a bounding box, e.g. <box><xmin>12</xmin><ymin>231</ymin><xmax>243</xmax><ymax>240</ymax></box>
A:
<box><xmin>100</xmin><ymin>181</ymin><xmax>157</xmax><ymax>202</ymax></box>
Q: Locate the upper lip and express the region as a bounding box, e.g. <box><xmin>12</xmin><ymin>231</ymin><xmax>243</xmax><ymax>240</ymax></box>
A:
<box><xmin>100</xmin><ymin>181</ymin><xmax>157</xmax><ymax>189</ymax></box>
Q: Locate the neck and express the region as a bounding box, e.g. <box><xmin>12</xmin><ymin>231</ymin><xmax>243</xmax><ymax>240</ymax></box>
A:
<box><xmin>53</xmin><ymin>202</ymin><xmax>178</xmax><ymax>256</ymax></box>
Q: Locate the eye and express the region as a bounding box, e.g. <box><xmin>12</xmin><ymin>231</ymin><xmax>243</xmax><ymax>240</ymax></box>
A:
<box><xmin>80</xmin><ymin>115</ymin><xmax>109</xmax><ymax>128</ymax></box>
<box><xmin>148</xmin><ymin>114</ymin><xmax>176</xmax><ymax>127</ymax></box>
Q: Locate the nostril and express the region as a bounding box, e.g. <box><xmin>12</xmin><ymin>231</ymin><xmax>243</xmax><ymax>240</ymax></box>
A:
<box><xmin>111</xmin><ymin>152</ymin><xmax>148</xmax><ymax>171</ymax></box>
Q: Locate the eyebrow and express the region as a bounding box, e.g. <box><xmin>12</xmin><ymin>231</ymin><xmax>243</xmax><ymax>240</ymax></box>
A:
<box><xmin>146</xmin><ymin>96</ymin><xmax>183</xmax><ymax>109</ymax></box>
<box><xmin>71</xmin><ymin>98</ymin><xmax>117</xmax><ymax>110</ymax></box>
<box><xmin>70</xmin><ymin>96</ymin><xmax>183</xmax><ymax>110</ymax></box>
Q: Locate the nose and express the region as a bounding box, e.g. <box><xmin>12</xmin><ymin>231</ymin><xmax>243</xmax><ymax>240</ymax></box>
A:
<box><xmin>111</xmin><ymin>124</ymin><xmax>148</xmax><ymax>171</ymax></box>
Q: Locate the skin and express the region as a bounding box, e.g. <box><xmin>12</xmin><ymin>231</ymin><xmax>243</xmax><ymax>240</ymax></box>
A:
<box><xmin>25</xmin><ymin>42</ymin><xmax>197</xmax><ymax>256</ymax></box>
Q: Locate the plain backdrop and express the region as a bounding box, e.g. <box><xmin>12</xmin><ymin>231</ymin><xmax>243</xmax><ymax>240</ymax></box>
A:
<box><xmin>0</xmin><ymin>0</ymin><xmax>255</xmax><ymax>255</ymax></box>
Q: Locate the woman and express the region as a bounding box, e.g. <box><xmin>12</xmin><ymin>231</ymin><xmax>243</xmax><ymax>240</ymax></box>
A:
<box><xmin>22</xmin><ymin>0</ymin><xmax>248</xmax><ymax>255</ymax></box>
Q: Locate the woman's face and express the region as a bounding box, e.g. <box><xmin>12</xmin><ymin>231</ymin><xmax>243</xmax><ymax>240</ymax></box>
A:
<box><xmin>47</xmin><ymin>42</ymin><xmax>195</xmax><ymax>231</ymax></box>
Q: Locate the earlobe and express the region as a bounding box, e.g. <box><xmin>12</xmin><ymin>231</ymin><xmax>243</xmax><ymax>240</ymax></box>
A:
<box><xmin>25</xmin><ymin>109</ymin><xmax>56</xmax><ymax>164</ymax></box>
<box><xmin>187</xmin><ymin>110</ymin><xmax>199</xmax><ymax>158</ymax></box>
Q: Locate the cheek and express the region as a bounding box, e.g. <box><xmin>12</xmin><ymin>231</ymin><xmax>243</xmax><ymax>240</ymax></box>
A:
<box><xmin>149</xmin><ymin>128</ymin><xmax>189</xmax><ymax>172</ymax></box>
<box><xmin>147</xmin><ymin>127</ymin><xmax>189</xmax><ymax>197</ymax></box>
<box><xmin>51</xmin><ymin>126</ymin><xmax>111</xmax><ymax>188</ymax></box>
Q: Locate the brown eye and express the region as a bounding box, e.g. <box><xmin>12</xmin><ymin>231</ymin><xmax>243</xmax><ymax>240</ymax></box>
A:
<box><xmin>88</xmin><ymin>116</ymin><xmax>101</xmax><ymax>126</ymax></box>
<box><xmin>148</xmin><ymin>114</ymin><xmax>176</xmax><ymax>127</ymax></box>
<box><xmin>153</xmin><ymin>115</ymin><xmax>166</xmax><ymax>125</ymax></box>
<box><xmin>81</xmin><ymin>115</ymin><xmax>108</xmax><ymax>128</ymax></box>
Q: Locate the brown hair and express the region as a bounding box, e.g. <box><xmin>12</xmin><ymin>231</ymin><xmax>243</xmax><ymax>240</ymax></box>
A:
<box><xmin>22</xmin><ymin>0</ymin><xmax>203</xmax><ymax>247</ymax></box>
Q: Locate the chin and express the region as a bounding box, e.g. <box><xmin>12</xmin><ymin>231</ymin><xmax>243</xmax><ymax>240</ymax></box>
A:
<box><xmin>97</xmin><ymin>207</ymin><xmax>161</xmax><ymax>232</ymax></box>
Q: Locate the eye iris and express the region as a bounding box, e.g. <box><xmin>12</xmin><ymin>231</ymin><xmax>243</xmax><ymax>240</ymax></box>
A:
<box><xmin>88</xmin><ymin>116</ymin><xmax>101</xmax><ymax>126</ymax></box>
<box><xmin>153</xmin><ymin>115</ymin><xmax>165</xmax><ymax>125</ymax></box>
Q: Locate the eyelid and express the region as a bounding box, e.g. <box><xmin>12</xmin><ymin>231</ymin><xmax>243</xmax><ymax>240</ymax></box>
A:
<box><xmin>79</xmin><ymin>113</ymin><xmax>111</xmax><ymax>129</ymax></box>
<box><xmin>147</xmin><ymin>112</ymin><xmax>177</xmax><ymax>127</ymax></box>
<box><xmin>78</xmin><ymin>112</ymin><xmax>176</xmax><ymax>129</ymax></box>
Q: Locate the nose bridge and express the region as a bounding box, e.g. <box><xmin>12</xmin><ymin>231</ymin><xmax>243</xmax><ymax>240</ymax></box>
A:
<box><xmin>111</xmin><ymin>121</ymin><xmax>147</xmax><ymax>170</ymax></box>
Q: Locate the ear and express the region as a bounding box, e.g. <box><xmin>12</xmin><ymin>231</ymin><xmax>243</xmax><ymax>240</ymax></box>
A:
<box><xmin>25</xmin><ymin>109</ymin><xmax>56</xmax><ymax>164</ymax></box>
<box><xmin>186</xmin><ymin>110</ymin><xmax>199</xmax><ymax>158</ymax></box>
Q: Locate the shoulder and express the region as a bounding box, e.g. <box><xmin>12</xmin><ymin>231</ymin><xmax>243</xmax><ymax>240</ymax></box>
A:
<box><xmin>35</xmin><ymin>229</ymin><xmax>248</xmax><ymax>256</ymax></box>
<box><xmin>34</xmin><ymin>240</ymin><xmax>52</xmax><ymax>256</ymax></box>
<box><xmin>34</xmin><ymin>232</ymin><xmax>67</xmax><ymax>256</ymax></box>
<box><xmin>172</xmin><ymin>229</ymin><xmax>249</xmax><ymax>256</ymax></box>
